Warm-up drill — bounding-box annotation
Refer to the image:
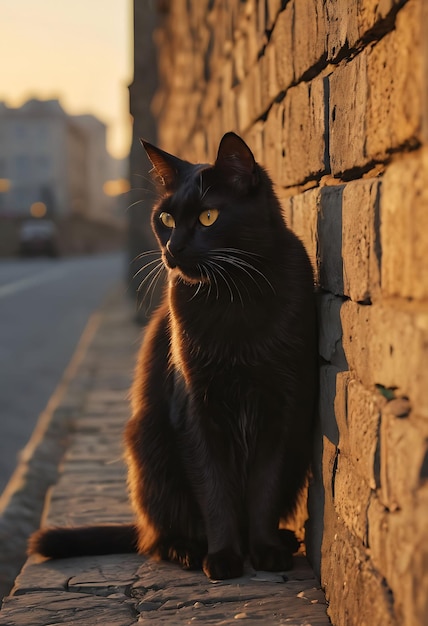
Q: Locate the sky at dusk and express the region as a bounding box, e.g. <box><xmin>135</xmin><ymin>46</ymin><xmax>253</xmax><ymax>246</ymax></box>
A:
<box><xmin>0</xmin><ymin>0</ymin><xmax>133</xmax><ymax>159</ymax></box>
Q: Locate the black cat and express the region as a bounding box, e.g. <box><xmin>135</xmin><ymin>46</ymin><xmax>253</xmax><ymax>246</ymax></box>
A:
<box><xmin>29</xmin><ymin>133</ymin><xmax>317</xmax><ymax>580</ymax></box>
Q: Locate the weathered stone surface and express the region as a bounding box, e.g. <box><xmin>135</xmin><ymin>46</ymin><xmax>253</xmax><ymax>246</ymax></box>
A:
<box><xmin>320</xmin><ymin>502</ymin><xmax>400</xmax><ymax>626</ymax></box>
<box><xmin>326</xmin><ymin>0</ymin><xmax>408</xmax><ymax>61</ymax></box>
<box><xmin>381</xmin><ymin>148</ymin><xmax>428</xmax><ymax>300</ymax></box>
<box><xmin>293</xmin><ymin>0</ymin><xmax>327</xmax><ymax>80</ymax></box>
<box><xmin>379</xmin><ymin>407</ymin><xmax>427</xmax><ymax>512</ymax></box>
<box><xmin>319</xmin><ymin>365</ymin><xmax>340</xmax><ymax>447</ymax></box>
<box><xmin>333</xmin><ymin>452</ymin><xmax>371</xmax><ymax>545</ymax></box>
<box><xmin>317</xmin><ymin>293</ymin><xmax>346</xmax><ymax>367</ymax></box>
<box><xmin>330</xmin><ymin>0</ymin><xmax>423</xmax><ymax>176</ymax></box>
<box><xmin>281</xmin><ymin>77</ymin><xmax>327</xmax><ymax>186</ymax></box>
<box><xmin>341</xmin><ymin>301</ymin><xmax>428</xmax><ymax>418</ymax></box>
<box><xmin>318</xmin><ymin>186</ymin><xmax>344</xmax><ymax>295</ymax></box>
<box><xmin>346</xmin><ymin>380</ymin><xmax>383</xmax><ymax>490</ymax></box>
<box><xmin>289</xmin><ymin>188</ymin><xmax>320</xmax><ymax>282</ymax></box>
<box><xmin>342</xmin><ymin>179</ymin><xmax>381</xmax><ymax>303</ymax></box>
<box><xmin>270</xmin><ymin>3</ymin><xmax>294</xmax><ymax>94</ymax></box>
<box><xmin>366</xmin><ymin>0</ymin><xmax>423</xmax><ymax>161</ymax></box>
<box><xmin>329</xmin><ymin>51</ymin><xmax>368</xmax><ymax>175</ymax></box>
<box><xmin>0</xmin><ymin>591</ymin><xmax>136</xmax><ymax>625</ymax></box>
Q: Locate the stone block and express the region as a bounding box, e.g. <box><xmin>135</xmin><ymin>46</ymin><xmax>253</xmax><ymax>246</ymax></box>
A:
<box><xmin>317</xmin><ymin>185</ymin><xmax>344</xmax><ymax>295</ymax></box>
<box><xmin>263</xmin><ymin>102</ymin><xmax>284</xmax><ymax>184</ymax></box>
<box><xmin>293</xmin><ymin>0</ymin><xmax>327</xmax><ymax>80</ymax></box>
<box><xmin>381</xmin><ymin>148</ymin><xmax>428</xmax><ymax>300</ymax></box>
<box><xmin>342</xmin><ymin>179</ymin><xmax>381</xmax><ymax>303</ymax></box>
<box><xmin>330</xmin><ymin>0</ymin><xmax>423</xmax><ymax>176</ymax></box>
<box><xmin>333</xmin><ymin>451</ymin><xmax>372</xmax><ymax>545</ymax></box>
<box><xmin>324</xmin><ymin>1</ymin><xmax>360</xmax><ymax>61</ymax></box>
<box><xmin>334</xmin><ymin>370</ymin><xmax>351</xmax><ymax>449</ymax></box>
<box><xmin>270</xmin><ymin>3</ymin><xmax>294</xmax><ymax>93</ymax></box>
<box><xmin>281</xmin><ymin>77</ymin><xmax>326</xmax><ymax>186</ymax></box>
<box><xmin>306</xmin><ymin>434</ymin><xmax>337</xmax><ymax>577</ymax></box>
<box><xmin>317</xmin><ymin>293</ymin><xmax>346</xmax><ymax>367</ymax></box>
<box><xmin>290</xmin><ymin>188</ymin><xmax>320</xmax><ymax>281</ymax></box>
<box><xmin>341</xmin><ymin>301</ymin><xmax>428</xmax><ymax>418</ymax></box>
<box><xmin>236</xmin><ymin>62</ymin><xmax>263</xmax><ymax>132</ymax></box>
<box><xmin>366</xmin><ymin>0</ymin><xmax>423</xmax><ymax>161</ymax></box>
<box><xmin>235</xmin><ymin>76</ymin><xmax>252</xmax><ymax>134</ymax></box>
<box><xmin>266</xmin><ymin>0</ymin><xmax>281</xmax><ymax>32</ymax></box>
<box><xmin>325</xmin><ymin>0</ymin><xmax>406</xmax><ymax>62</ymax></box>
<box><xmin>259</xmin><ymin>42</ymin><xmax>279</xmax><ymax>113</ymax></box>
<box><xmin>367</xmin><ymin>493</ymin><xmax>428</xmax><ymax>626</ymax></box>
<box><xmin>329</xmin><ymin>51</ymin><xmax>368</xmax><ymax>175</ymax></box>
<box><xmin>319</xmin><ymin>365</ymin><xmax>341</xmax><ymax>446</ymax></box>
<box><xmin>321</xmin><ymin>513</ymin><xmax>399</xmax><ymax>626</ymax></box>
<box><xmin>347</xmin><ymin>380</ymin><xmax>383</xmax><ymax>489</ymax></box>
<box><xmin>379</xmin><ymin>406</ymin><xmax>427</xmax><ymax>512</ymax></box>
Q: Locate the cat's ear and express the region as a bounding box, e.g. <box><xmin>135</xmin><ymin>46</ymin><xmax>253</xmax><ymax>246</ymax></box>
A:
<box><xmin>140</xmin><ymin>139</ymin><xmax>188</xmax><ymax>193</ymax></box>
<box><xmin>214</xmin><ymin>132</ymin><xmax>258</xmax><ymax>192</ymax></box>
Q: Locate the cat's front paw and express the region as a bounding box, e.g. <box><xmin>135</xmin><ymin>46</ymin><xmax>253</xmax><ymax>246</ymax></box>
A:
<box><xmin>250</xmin><ymin>544</ymin><xmax>293</xmax><ymax>572</ymax></box>
<box><xmin>203</xmin><ymin>547</ymin><xmax>243</xmax><ymax>580</ymax></box>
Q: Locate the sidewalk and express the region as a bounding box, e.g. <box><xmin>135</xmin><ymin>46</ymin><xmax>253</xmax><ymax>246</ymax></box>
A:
<box><xmin>0</xmin><ymin>286</ymin><xmax>330</xmax><ymax>625</ymax></box>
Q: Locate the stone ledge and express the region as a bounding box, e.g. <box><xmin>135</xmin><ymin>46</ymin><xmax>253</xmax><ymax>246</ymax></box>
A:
<box><xmin>0</xmin><ymin>288</ymin><xmax>330</xmax><ymax>625</ymax></box>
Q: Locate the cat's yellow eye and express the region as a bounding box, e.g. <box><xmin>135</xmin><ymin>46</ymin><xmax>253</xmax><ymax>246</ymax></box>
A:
<box><xmin>159</xmin><ymin>212</ymin><xmax>175</xmax><ymax>228</ymax></box>
<box><xmin>199</xmin><ymin>209</ymin><xmax>219</xmax><ymax>227</ymax></box>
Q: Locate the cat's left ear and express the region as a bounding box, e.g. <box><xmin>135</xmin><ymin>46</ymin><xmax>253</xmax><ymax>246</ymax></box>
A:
<box><xmin>214</xmin><ymin>132</ymin><xmax>258</xmax><ymax>192</ymax></box>
<box><xmin>140</xmin><ymin>139</ymin><xmax>189</xmax><ymax>193</ymax></box>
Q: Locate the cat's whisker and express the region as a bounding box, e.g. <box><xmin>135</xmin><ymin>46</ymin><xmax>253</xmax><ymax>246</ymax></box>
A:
<box><xmin>136</xmin><ymin>260</ymin><xmax>164</xmax><ymax>292</ymax></box>
<box><xmin>200</xmin><ymin>184</ymin><xmax>213</xmax><ymax>202</ymax></box>
<box><xmin>126</xmin><ymin>197</ymin><xmax>153</xmax><ymax>212</ymax></box>
<box><xmin>211</xmin><ymin>253</ymin><xmax>276</xmax><ymax>295</ymax></box>
<box><xmin>204</xmin><ymin>262</ymin><xmax>219</xmax><ymax>300</ymax></box>
<box><xmin>146</xmin><ymin>265</ymin><xmax>166</xmax><ymax>311</ymax></box>
<box><xmin>209</xmin><ymin>254</ymin><xmax>263</xmax><ymax>295</ymax></box>
<box><xmin>131</xmin><ymin>250</ymin><xmax>161</xmax><ymax>263</ymax></box>
<box><xmin>210</xmin><ymin>259</ymin><xmax>246</xmax><ymax>307</ymax></box>
<box><xmin>189</xmin><ymin>270</ymin><xmax>204</xmax><ymax>302</ymax></box>
<box><xmin>133</xmin><ymin>257</ymin><xmax>164</xmax><ymax>281</ymax></box>
<box><xmin>199</xmin><ymin>264</ymin><xmax>213</xmax><ymax>302</ymax></box>
<box><xmin>136</xmin><ymin>262</ymin><xmax>166</xmax><ymax>313</ymax></box>
<box><xmin>214</xmin><ymin>247</ymin><xmax>264</xmax><ymax>260</ymax></box>
<box><xmin>207</xmin><ymin>260</ymin><xmax>235</xmax><ymax>304</ymax></box>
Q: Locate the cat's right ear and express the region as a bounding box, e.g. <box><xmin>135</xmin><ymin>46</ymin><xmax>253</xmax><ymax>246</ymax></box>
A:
<box><xmin>140</xmin><ymin>139</ymin><xmax>186</xmax><ymax>193</ymax></box>
<box><xmin>215</xmin><ymin>132</ymin><xmax>258</xmax><ymax>193</ymax></box>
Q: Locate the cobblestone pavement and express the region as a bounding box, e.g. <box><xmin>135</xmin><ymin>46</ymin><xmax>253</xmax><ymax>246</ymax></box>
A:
<box><xmin>0</xmin><ymin>287</ymin><xmax>331</xmax><ymax>625</ymax></box>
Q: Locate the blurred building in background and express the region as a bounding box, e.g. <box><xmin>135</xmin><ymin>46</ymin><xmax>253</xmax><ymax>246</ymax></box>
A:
<box><xmin>0</xmin><ymin>99</ymin><xmax>127</xmax><ymax>256</ymax></box>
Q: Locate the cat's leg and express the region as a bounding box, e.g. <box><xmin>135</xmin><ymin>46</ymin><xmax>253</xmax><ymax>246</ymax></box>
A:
<box><xmin>201</xmin><ymin>493</ymin><xmax>244</xmax><ymax>580</ymax></box>
<box><xmin>247</xmin><ymin>431</ymin><xmax>305</xmax><ymax>572</ymax></box>
<box><xmin>183</xmin><ymin>418</ymin><xmax>245</xmax><ymax>579</ymax></box>
<box><xmin>125</xmin><ymin>309</ymin><xmax>205</xmax><ymax>570</ymax></box>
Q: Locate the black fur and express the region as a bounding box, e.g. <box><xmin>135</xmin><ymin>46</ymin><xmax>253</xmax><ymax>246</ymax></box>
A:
<box><xmin>29</xmin><ymin>133</ymin><xmax>317</xmax><ymax>580</ymax></box>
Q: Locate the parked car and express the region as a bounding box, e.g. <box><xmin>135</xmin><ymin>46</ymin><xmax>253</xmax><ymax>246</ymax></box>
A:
<box><xmin>19</xmin><ymin>219</ymin><xmax>59</xmax><ymax>257</ymax></box>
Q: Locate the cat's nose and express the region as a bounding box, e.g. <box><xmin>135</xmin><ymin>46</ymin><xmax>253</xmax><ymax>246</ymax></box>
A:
<box><xmin>166</xmin><ymin>240</ymin><xmax>184</xmax><ymax>257</ymax></box>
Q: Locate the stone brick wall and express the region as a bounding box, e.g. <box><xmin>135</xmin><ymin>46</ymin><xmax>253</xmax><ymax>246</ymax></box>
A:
<box><xmin>149</xmin><ymin>1</ymin><xmax>428</xmax><ymax>624</ymax></box>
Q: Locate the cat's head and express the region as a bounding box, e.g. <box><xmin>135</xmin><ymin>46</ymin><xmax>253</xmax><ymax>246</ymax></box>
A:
<box><xmin>141</xmin><ymin>132</ymin><xmax>281</xmax><ymax>288</ymax></box>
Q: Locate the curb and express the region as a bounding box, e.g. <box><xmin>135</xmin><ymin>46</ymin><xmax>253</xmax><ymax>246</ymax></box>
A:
<box><xmin>0</xmin><ymin>285</ymin><xmax>119</xmax><ymax>600</ymax></box>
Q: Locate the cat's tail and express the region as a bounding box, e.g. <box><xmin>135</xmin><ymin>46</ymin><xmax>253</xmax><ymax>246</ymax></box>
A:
<box><xmin>28</xmin><ymin>524</ymin><xmax>138</xmax><ymax>559</ymax></box>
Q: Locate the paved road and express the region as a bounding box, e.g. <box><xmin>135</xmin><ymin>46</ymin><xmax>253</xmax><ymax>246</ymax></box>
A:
<box><xmin>0</xmin><ymin>252</ymin><xmax>126</xmax><ymax>495</ymax></box>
